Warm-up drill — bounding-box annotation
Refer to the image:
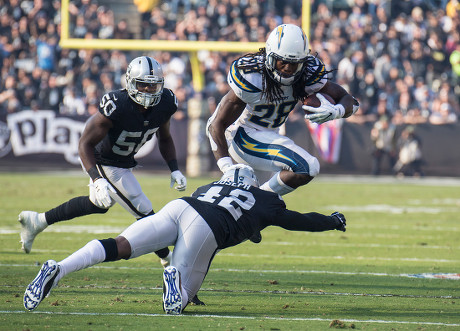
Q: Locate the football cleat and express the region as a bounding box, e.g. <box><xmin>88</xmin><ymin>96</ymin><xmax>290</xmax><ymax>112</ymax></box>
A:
<box><xmin>190</xmin><ymin>294</ymin><xmax>205</xmax><ymax>306</ymax></box>
<box><xmin>331</xmin><ymin>212</ymin><xmax>346</xmax><ymax>232</ymax></box>
<box><xmin>249</xmin><ymin>231</ymin><xmax>262</xmax><ymax>243</ymax></box>
<box><xmin>24</xmin><ymin>260</ymin><xmax>59</xmax><ymax>311</ymax></box>
<box><xmin>162</xmin><ymin>266</ymin><xmax>182</xmax><ymax>315</ymax></box>
<box><xmin>19</xmin><ymin>211</ymin><xmax>48</xmax><ymax>254</ymax></box>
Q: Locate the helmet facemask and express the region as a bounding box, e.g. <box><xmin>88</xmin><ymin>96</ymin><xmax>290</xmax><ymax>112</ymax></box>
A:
<box><xmin>126</xmin><ymin>56</ymin><xmax>164</xmax><ymax>108</ymax></box>
<box><xmin>265</xmin><ymin>24</ymin><xmax>310</xmax><ymax>86</ymax></box>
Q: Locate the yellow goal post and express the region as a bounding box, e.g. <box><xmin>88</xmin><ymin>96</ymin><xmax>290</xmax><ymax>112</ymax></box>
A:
<box><xmin>60</xmin><ymin>0</ymin><xmax>311</xmax><ymax>91</ymax></box>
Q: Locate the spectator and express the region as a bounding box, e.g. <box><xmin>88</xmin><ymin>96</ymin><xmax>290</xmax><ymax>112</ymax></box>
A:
<box><xmin>36</xmin><ymin>34</ymin><xmax>58</xmax><ymax>72</ymax></box>
<box><xmin>39</xmin><ymin>73</ymin><xmax>63</xmax><ymax>112</ymax></box>
<box><xmin>429</xmin><ymin>98</ymin><xmax>458</xmax><ymax>124</ymax></box>
<box><xmin>450</xmin><ymin>43</ymin><xmax>460</xmax><ymax>86</ymax></box>
<box><xmin>61</xmin><ymin>86</ymin><xmax>86</xmax><ymax>116</ymax></box>
<box><xmin>0</xmin><ymin>75</ymin><xmax>20</xmax><ymax>115</ymax></box>
<box><xmin>394</xmin><ymin>125</ymin><xmax>424</xmax><ymax>177</ymax></box>
<box><xmin>0</xmin><ymin>0</ymin><xmax>458</xmax><ymax>129</ymax></box>
<box><xmin>370</xmin><ymin>115</ymin><xmax>397</xmax><ymax>175</ymax></box>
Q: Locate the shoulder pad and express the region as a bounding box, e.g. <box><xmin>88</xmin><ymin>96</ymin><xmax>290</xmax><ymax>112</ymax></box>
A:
<box><xmin>304</xmin><ymin>56</ymin><xmax>329</xmax><ymax>86</ymax></box>
<box><xmin>99</xmin><ymin>89</ymin><xmax>128</xmax><ymax>118</ymax></box>
<box><xmin>152</xmin><ymin>88</ymin><xmax>178</xmax><ymax>113</ymax></box>
<box><xmin>162</xmin><ymin>88</ymin><xmax>178</xmax><ymax>106</ymax></box>
<box><xmin>228</xmin><ymin>58</ymin><xmax>263</xmax><ymax>94</ymax></box>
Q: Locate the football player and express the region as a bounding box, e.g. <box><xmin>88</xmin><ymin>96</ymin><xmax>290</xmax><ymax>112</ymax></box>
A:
<box><xmin>207</xmin><ymin>24</ymin><xmax>359</xmax><ymax>196</ymax></box>
<box><xmin>18</xmin><ymin>56</ymin><xmax>186</xmax><ymax>267</ymax></box>
<box><xmin>23</xmin><ymin>164</ymin><xmax>346</xmax><ymax>314</ymax></box>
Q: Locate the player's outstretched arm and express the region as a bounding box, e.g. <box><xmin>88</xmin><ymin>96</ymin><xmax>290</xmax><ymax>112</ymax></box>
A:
<box><xmin>272</xmin><ymin>209</ymin><xmax>344</xmax><ymax>232</ymax></box>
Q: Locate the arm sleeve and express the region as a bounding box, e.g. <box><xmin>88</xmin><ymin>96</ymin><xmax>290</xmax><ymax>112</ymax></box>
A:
<box><xmin>271</xmin><ymin>209</ymin><xmax>338</xmax><ymax>232</ymax></box>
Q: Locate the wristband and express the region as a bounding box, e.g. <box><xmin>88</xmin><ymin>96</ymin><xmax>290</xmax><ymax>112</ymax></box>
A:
<box><xmin>167</xmin><ymin>159</ymin><xmax>179</xmax><ymax>172</ymax></box>
<box><xmin>336</xmin><ymin>104</ymin><xmax>345</xmax><ymax>118</ymax></box>
<box><xmin>352</xmin><ymin>97</ymin><xmax>360</xmax><ymax>115</ymax></box>
<box><xmin>217</xmin><ymin>157</ymin><xmax>233</xmax><ymax>173</ymax></box>
<box><xmin>87</xmin><ymin>166</ymin><xmax>102</xmax><ymax>181</ymax></box>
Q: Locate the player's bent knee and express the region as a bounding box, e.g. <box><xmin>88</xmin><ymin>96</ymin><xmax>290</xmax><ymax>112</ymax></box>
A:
<box><xmin>115</xmin><ymin>236</ymin><xmax>132</xmax><ymax>260</ymax></box>
<box><xmin>99</xmin><ymin>238</ymin><xmax>119</xmax><ymax>261</ymax></box>
<box><xmin>98</xmin><ymin>237</ymin><xmax>131</xmax><ymax>261</ymax></box>
<box><xmin>291</xmin><ymin>172</ymin><xmax>315</xmax><ymax>186</ymax></box>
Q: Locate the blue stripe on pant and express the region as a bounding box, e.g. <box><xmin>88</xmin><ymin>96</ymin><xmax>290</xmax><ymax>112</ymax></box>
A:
<box><xmin>233</xmin><ymin>127</ymin><xmax>311</xmax><ymax>174</ymax></box>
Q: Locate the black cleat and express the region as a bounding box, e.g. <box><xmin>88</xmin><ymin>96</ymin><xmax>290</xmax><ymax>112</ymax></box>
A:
<box><xmin>331</xmin><ymin>212</ymin><xmax>346</xmax><ymax>232</ymax></box>
<box><xmin>249</xmin><ymin>231</ymin><xmax>262</xmax><ymax>243</ymax></box>
<box><xmin>190</xmin><ymin>294</ymin><xmax>205</xmax><ymax>306</ymax></box>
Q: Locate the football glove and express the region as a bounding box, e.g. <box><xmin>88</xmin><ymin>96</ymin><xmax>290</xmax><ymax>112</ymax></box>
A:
<box><xmin>93</xmin><ymin>178</ymin><xmax>116</xmax><ymax>208</ymax></box>
<box><xmin>303</xmin><ymin>93</ymin><xmax>345</xmax><ymax>124</ymax></box>
<box><xmin>170</xmin><ymin>170</ymin><xmax>187</xmax><ymax>191</ymax></box>
<box><xmin>217</xmin><ymin>156</ymin><xmax>233</xmax><ymax>173</ymax></box>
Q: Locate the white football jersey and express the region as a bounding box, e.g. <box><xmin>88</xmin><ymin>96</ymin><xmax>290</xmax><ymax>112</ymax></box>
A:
<box><xmin>227</xmin><ymin>55</ymin><xmax>328</xmax><ymax>132</ymax></box>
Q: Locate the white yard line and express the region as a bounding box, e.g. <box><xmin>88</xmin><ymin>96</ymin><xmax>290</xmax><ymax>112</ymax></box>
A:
<box><xmin>0</xmin><ymin>310</ymin><xmax>459</xmax><ymax>327</ymax></box>
<box><xmin>217</xmin><ymin>253</ymin><xmax>459</xmax><ymax>263</ymax></box>
<box><xmin>1</xmin><ymin>263</ymin><xmax>458</xmax><ymax>278</ymax></box>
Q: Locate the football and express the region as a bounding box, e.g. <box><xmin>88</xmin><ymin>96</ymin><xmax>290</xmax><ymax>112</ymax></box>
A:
<box><xmin>303</xmin><ymin>93</ymin><xmax>336</xmax><ymax>114</ymax></box>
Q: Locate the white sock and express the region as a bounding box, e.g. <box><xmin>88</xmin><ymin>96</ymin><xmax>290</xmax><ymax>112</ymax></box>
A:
<box><xmin>56</xmin><ymin>239</ymin><xmax>106</xmax><ymax>282</ymax></box>
<box><xmin>37</xmin><ymin>213</ymin><xmax>48</xmax><ymax>231</ymax></box>
<box><xmin>260</xmin><ymin>172</ymin><xmax>295</xmax><ymax>196</ymax></box>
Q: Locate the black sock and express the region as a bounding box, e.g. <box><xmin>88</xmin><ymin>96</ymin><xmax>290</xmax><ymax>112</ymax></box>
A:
<box><xmin>99</xmin><ymin>238</ymin><xmax>118</xmax><ymax>261</ymax></box>
<box><xmin>155</xmin><ymin>247</ymin><xmax>170</xmax><ymax>259</ymax></box>
<box><xmin>45</xmin><ymin>196</ymin><xmax>108</xmax><ymax>225</ymax></box>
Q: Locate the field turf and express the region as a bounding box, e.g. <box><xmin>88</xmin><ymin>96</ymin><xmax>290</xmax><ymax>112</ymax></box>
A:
<box><xmin>0</xmin><ymin>172</ymin><xmax>459</xmax><ymax>330</ymax></box>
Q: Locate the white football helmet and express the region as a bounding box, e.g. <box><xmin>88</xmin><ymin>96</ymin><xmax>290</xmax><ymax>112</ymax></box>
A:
<box><xmin>221</xmin><ymin>164</ymin><xmax>259</xmax><ymax>187</ymax></box>
<box><xmin>126</xmin><ymin>56</ymin><xmax>164</xmax><ymax>108</ymax></box>
<box><xmin>265</xmin><ymin>24</ymin><xmax>310</xmax><ymax>86</ymax></box>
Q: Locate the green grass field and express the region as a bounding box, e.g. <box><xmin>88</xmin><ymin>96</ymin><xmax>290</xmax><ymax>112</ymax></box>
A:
<box><xmin>0</xmin><ymin>172</ymin><xmax>459</xmax><ymax>330</ymax></box>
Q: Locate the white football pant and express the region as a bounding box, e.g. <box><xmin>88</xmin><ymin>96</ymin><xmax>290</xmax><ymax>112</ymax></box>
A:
<box><xmin>119</xmin><ymin>199</ymin><xmax>218</xmax><ymax>302</ymax></box>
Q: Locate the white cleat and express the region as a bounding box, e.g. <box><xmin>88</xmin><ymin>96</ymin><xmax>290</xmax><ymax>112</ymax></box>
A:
<box><xmin>24</xmin><ymin>260</ymin><xmax>59</xmax><ymax>311</ymax></box>
<box><xmin>162</xmin><ymin>266</ymin><xmax>182</xmax><ymax>315</ymax></box>
<box><xmin>19</xmin><ymin>211</ymin><xmax>47</xmax><ymax>254</ymax></box>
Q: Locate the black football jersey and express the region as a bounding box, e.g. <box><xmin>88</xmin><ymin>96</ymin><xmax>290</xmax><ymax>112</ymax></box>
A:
<box><xmin>95</xmin><ymin>88</ymin><xmax>177</xmax><ymax>168</ymax></box>
<box><xmin>181</xmin><ymin>181</ymin><xmax>286</xmax><ymax>249</ymax></box>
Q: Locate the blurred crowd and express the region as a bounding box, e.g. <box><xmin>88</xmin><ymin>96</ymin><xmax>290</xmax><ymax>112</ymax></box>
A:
<box><xmin>0</xmin><ymin>0</ymin><xmax>459</xmax><ymax>126</ymax></box>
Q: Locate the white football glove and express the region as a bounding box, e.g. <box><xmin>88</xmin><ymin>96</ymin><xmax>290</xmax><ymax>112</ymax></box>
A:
<box><xmin>303</xmin><ymin>93</ymin><xmax>345</xmax><ymax>124</ymax></box>
<box><xmin>170</xmin><ymin>170</ymin><xmax>187</xmax><ymax>191</ymax></box>
<box><xmin>93</xmin><ymin>178</ymin><xmax>116</xmax><ymax>208</ymax></box>
<box><xmin>217</xmin><ymin>156</ymin><xmax>233</xmax><ymax>173</ymax></box>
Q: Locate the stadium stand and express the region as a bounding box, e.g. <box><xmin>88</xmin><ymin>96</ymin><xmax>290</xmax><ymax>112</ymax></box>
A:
<box><xmin>0</xmin><ymin>0</ymin><xmax>458</xmax><ymax>121</ymax></box>
<box><xmin>0</xmin><ymin>0</ymin><xmax>459</xmax><ymax>176</ymax></box>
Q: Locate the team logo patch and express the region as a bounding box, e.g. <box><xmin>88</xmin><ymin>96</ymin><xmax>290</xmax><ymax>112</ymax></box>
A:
<box><xmin>233</xmin><ymin>127</ymin><xmax>310</xmax><ymax>174</ymax></box>
<box><xmin>276</xmin><ymin>25</ymin><xmax>285</xmax><ymax>48</ymax></box>
<box><xmin>229</xmin><ymin>62</ymin><xmax>260</xmax><ymax>93</ymax></box>
<box><xmin>406</xmin><ymin>273</ymin><xmax>460</xmax><ymax>280</ymax></box>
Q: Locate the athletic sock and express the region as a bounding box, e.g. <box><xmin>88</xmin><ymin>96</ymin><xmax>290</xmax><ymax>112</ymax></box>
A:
<box><xmin>45</xmin><ymin>196</ymin><xmax>108</xmax><ymax>225</ymax></box>
<box><xmin>260</xmin><ymin>172</ymin><xmax>295</xmax><ymax>196</ymax></box>
<box><xmin>56</xmin><ymin>239</ymin><xmax>106</xmax><ymax>283</ymax></box>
